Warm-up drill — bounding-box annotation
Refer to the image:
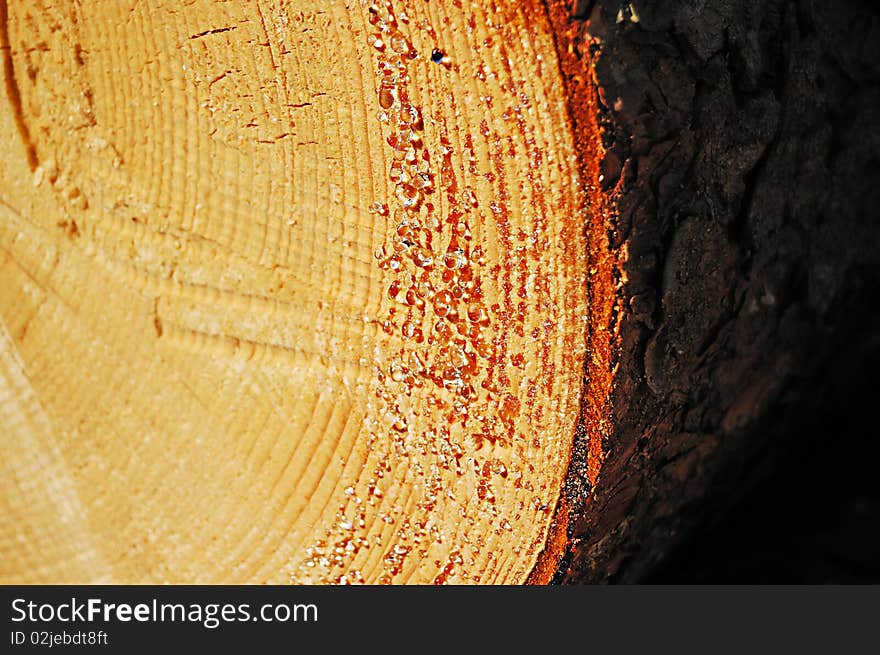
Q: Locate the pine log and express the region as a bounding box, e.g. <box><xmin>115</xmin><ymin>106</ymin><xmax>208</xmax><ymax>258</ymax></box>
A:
<box><xmin>0</xmin><ymin>0</ymin><xmax>877</xmax><ymax>584</ymax></box>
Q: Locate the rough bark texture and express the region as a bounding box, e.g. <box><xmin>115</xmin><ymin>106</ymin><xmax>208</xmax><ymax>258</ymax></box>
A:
<box><xmin>554</xmin><ymin>0</ymin><xmax>880</xmax><ymax>582</ymax></box>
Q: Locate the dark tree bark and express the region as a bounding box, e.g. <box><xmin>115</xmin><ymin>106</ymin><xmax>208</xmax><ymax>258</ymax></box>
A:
<box><xmin>547</xmin><ymin>0</ymin><xmax>880</xmax><ymax>582</ymax></box>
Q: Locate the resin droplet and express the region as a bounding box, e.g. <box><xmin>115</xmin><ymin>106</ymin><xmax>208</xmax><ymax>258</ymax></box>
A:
<box><xmin>396</xmin><ymin>183</ymin><xmax>420</xmax><ymax>208</ymax></box>
<box><xmin>379</xmin><ymin>85</ymin><xmax>396</xmax><ymax>109</ymax></box>
<box><xmin>467</xmin><ymin>303</ymin><xmax>489</xmax><ymax>326</ymax></box>
<box><xmin>412</xmin><ymin>248</ymin><xmax>434</xmax><ymax>269</ymax></box>
<box><xmin>443</xmin><ymin>249</ymin><xmax>467</xmax><ymax>270</ymax></box>
<box><xmin>433</xmin><ymin>290</ymin><xmax>453</xmax><ymax>317</ymax></box>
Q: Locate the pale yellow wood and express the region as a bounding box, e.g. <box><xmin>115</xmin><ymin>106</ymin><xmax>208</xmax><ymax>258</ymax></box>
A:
<box><xmin>0</xmin><ymin>0</ymin><xmax>587</xmax><ymax>583</ymax></box>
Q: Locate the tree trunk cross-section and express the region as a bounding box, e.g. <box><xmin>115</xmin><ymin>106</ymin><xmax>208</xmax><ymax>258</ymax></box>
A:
<box><xmin>2</xmin><ymin>0</ymin><xmax>878</xmax><ymax>585</ymax></box>
<box><xmin>0</xmin><ymin>0</ymin><xmax>600</xmax><ymax>584</ymax></box>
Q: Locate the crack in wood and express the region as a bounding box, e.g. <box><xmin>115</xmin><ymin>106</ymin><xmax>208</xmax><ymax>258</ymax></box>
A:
<box><xmin>0</xmin><ymin>0</ymin><xmax>37</xmax><ymax>171</ymax></box>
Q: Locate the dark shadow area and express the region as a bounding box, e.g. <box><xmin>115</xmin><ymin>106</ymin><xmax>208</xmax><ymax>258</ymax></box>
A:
<box><xmin>645</xmin><ymin>324</ymin><xmax>880</xmax><ymax>583</ymax></box>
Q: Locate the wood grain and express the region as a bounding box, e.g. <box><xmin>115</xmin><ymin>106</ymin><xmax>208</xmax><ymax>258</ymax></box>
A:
<box><xmin>0</xmin><ymin>0</ymin><xmax>594</xmax><ymax>584</ymax></box>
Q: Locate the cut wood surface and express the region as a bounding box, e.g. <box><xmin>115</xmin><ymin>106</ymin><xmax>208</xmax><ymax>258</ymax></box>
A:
<box><xmin>0</xmin><ymin>0</ymin><xmax>602</xmax><ymax>583</ymax></box>
<box><xmin>4</xmin><ymin>0</ymin><xmax>877</xmax><ymax>585</ymax></box>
